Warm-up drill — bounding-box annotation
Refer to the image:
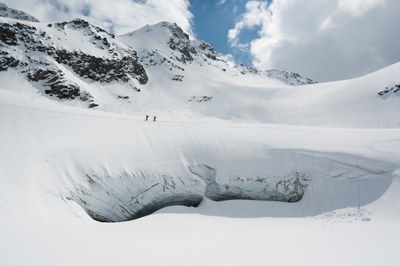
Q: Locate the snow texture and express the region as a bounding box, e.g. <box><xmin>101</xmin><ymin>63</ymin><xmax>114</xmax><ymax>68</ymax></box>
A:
<box><xmin>0</xmin><ymin>5</ymin><xmax>400</xmax><ymax>266</ymax></box>
<box><xmin>0</xmin><ymin>2</ymin><xmax>39</xmax><ymax>22</ymax></box>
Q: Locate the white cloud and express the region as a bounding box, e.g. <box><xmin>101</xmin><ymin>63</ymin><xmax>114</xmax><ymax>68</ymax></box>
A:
<box><xmin>228</xmin><ymin>1</ymin><xmax>268</xmax><ymax>47</ymax></box>
<box><xmin>338</xmin><ymin>0</ymin><xmax>386</xmax><ymax>16</ymax></box>
<box><xmin>2</xmin><ymin>0</ymin><xmax>193</xmax><ymax>35</ymax></box>
<box><xmin>229</xmin><ymin>0</ymin><xmax>400</xmax><ymax>81</ymax></box>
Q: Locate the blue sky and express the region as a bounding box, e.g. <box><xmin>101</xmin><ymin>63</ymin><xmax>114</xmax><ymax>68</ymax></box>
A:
<box><xmin>190</xmin><ymin>0</ymin><xmax>266</xmax><ymax>66</ymax></box>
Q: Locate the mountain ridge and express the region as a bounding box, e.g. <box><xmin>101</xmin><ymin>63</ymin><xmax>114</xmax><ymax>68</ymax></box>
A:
<box><xmin>0</xmin><ymin>2</ymin><xmax>39</xmax><ymax>22</ymax></box>
<box><xmin>1</xmin><ymin>3</ymin><xmax>398</xmax><ymax>128</ymax></box>
<box><xmin>0</xmin><ymin>5</ymin><xmax>316</xmax><ymax>111</ymax></box>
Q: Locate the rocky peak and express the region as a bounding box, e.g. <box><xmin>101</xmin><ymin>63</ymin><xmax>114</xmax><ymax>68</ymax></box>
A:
<box><xmin>121</xmin><ymin>21</ymin><xmax>221</xmax><ymax>66</ymax></box>
<box><xmin>53</xmin><ymin>18</ymin><xmax>111</xmax><ymax>35</ymax></box>
<box><xmin>162</xmin><ymin>21</ymin><xmax>190</xmax><ymax>41</ymax></box>
<box><xmin>0</xmin><ymin>2</ymin><xmax>39</xmax><ymax>22</ymax></box>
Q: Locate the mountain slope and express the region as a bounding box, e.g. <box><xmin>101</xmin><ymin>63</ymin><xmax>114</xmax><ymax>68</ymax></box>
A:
<box><xmin>1</xmin><ymin>66</ymin><xmax>400</xmax><ymax>263</ymax></box>
<box><xmin>1</xmin><ymin>12</ymin><xmax>399</xmax><ymax>127</ymax></box>
<box><xmin>0</xmin><ymin>13</ymin><xmax>316</xmax><ymax>113</ymax></box>
<box><xmin>0</xmin><ymin>84</ymin><xmax>399</xmax><ymax>220</ymax></box>
<box><xmin>0</xmin><ymin>3</ymin><xmax>39</xmax><ymax>22</ymax></box>
<box><xmin>0</xmin><ymin>16</ymin><xmax>147</xmax><ymax>106</ymax></box>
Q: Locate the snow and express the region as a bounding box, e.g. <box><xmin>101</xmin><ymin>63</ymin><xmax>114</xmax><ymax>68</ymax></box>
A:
<box><xmin>1</xmin><ymin>66</ymin><xmax>400</xmax><ymax>263</ymax></box>
<box><xmin>1</xmin><ymin>211</ymin><xmax>399</xmax><ymax>266</ymax></box>
<box><xmin>0</xmin><ymin>3</ymin><xmax>39</xmax><ymax>22</ymax></box>
<box><xmin>0</xmin><ymin>12</ymin><xmax>400</xmax><ymax>266</ymax></box>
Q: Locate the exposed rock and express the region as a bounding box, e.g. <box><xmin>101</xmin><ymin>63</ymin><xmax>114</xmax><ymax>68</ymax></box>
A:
<box><xmin>171</xmin><ymin>74</ymin><xmax>183</xmax><ymax>81</ymax></box>
<box><xmin>264</xmin><ymin>69</ymin><xmax>317</xmax><ymax>85</ymax></box>
<box><xmin>0</xmin><ymin>24</ymin><xmax>18</xmax><ymax>45</ymax></box>
<box><xmin>378</xmin><ymin>84</ymin><xmax>400</xmax><ymax>98</ymax></box>
<box><xmin>125</xmin><ymin>21</ymin><xmax>220</xmax><ymax>67</ymax></box>
<box><xmin>0</xmin><ymin>17</ymin><xmax>148</xmax><ymax>102</ymax></box>
<box><xmin>55</xmin><ymin>50</ymin><xmax>148</xmax><ymax>84</ymax></box>
<box><xmin>117</xmin><ymin>95</ymin><xmax>129</xmax><ymax>99</ymax></box>
<box><xmin>163</xmin><ymin>22</ymin><xmax>196</xmax><ymax>63</ymax></box>
<box><xmin>0</xmin><ymin>51</ymin><xmax>21</xmax><ymax>71</ymax></box>
<box><xmin>188</xmin><ymin>96</ymin><xmax>213</xmax><ymax>102</ymax></box>
<box><xmin>27</xmin><ymin>68</ymin><xmax>91</xmax><ymax>100</ymax></box>
<box><xmin>239</xmin><ymin>66</ymin><xmax>316</xmax><ymax>86</ymax></box>
<box><xmin>199</xmin><ymin>42</ymin><xmax>218</xmax><ymax>60</ymax></box>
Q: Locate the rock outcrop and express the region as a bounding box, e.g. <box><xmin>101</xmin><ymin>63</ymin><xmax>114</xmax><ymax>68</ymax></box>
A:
<box><xmin>0</xmin><ymin>17</ymin><xmax>148</xmax><ymax>105</ymax></box>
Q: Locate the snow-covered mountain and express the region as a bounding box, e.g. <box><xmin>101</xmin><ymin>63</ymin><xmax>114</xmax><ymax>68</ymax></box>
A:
<box><xmin>0</xmin><ymin>16</ymin><xmax>147</xmax><ymax>105</ymax></box>
<box><xmin>1</xmin><ymin>5</ymin><xmax>400</xmax><ymax>266</ymax></box>
<box><xmin>0</xmin><ymin>2</ymin><xmax>39</xmax><ymax>22</ymax></box>
<box><xmin>1</xmin><ymin>9</ymin><xmax>399</xmax><ymax>127</ymax></box>
<box><xmin>0</xmin><ymin>11</ymin><xmax>315</xmax><ymax>111</ymax></box>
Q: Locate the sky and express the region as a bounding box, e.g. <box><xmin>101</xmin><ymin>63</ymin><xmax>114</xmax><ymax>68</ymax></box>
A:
<box><xmin>189</xmin><ymin>0</ymin><xmax>267</xmax><ymax>66</ymax></box>
<box><xmin>2</xmin><ymin>0</ymin><xmax>400</xmax><ymax>82</ymax></box>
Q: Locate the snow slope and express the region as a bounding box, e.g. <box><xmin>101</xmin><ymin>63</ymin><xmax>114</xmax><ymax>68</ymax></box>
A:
<box><xmin>0</xmin><ymin>3</ymin><xmax>39</xmax><ymax>22</ymax></box>
<box><xmin>1</xmin><ymin>77</ymin><xmax>399</xmax><ymax>218</ymax></box>
<box><xmin>1</xmin><ymin>14</ymin><xmax>398</xmax><ymax>127</ymax></box>
<box><xmin>0</xmin><ymin>16</ymin><xmax>317</xmax><ymax>119</ymax></box>
<box><xmin>0</xmin><ymin>77</ymin><xmax>400</xmax><ymax>264</ymax></box>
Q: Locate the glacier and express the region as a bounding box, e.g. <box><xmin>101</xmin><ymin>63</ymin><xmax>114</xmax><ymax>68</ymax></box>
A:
<box><xmin>0</xmin><ymin>3</ymin><xmax>400</xmax><ymax>266</ymax></box>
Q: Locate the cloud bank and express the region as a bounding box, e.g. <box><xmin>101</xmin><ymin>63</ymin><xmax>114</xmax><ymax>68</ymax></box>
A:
<box><xmin>2</xmin><ymin>0</ymin><xmax>193</xmax><ymax>35</ymax></box>
<box><xmin>229</xmin><ymin>0</ymin><xmax>400</xmax><ymax>81</ymax></box>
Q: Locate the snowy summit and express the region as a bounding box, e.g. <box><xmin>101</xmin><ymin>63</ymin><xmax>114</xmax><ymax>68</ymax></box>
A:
<box><xmin>0</xmin><ymin>2</ymin><xmax>39</xmax><ymax>22</ymax></box>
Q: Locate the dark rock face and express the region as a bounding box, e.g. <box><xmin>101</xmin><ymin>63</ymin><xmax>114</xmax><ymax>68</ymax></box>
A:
<box><xmin>0</xmin><ymin>51</ymin><xmax>22</xmax><ymax>70</ymax></box>
<box><xmin>55</xmin><ymin>50</ymin><xmax>148</xmax><ymax>84</ymax></box>
<box><xmin>188</xmin><ymin>96</ymin><xmax>213</xmax><ymax>102</ymax></box>
<box><xmin>0</xmin><ymin>18</ymin><xmax>148</xmax><ymax>102</ymax></box>
<box><xmin>159</xmin><ymin>22</ymin><xmax>219</xmax><ymax>64</ymax></box>
<box><xmin>0</xmin><ymin>24</ymin><xmax>18</xmax><ymax>45</ymax></box>
<box><xmin>171</xmin><ymin>74</ymin><xmax>183</xmax><ymax>81</ymax></box>
<box><xmin>198</xmin><ymin>42</ymin><xmax>218</xmax><ymax>60</ymax></box>
<box><xmin>378</xmin><ymin>84</ymin><xmax>400</xmax><ymax>98</ymax></box>
<box><xmin>140</xmin><ymin>51</ymin><xmax>186</xmax><ymax>73</ymax></box>
<box><xmin>168</xmin><ymin>38</ymin><xmax>196</xmax><ymax>63</ymax></box>
<box><xmin>166</xmin><ymin>23</ymin><xmax>195</xmax><ymax>63</ymax></box>
<box><xmin>27</xmin><ymin>68</ymin><xmax>93</xmax><ymax>102</ymax></box>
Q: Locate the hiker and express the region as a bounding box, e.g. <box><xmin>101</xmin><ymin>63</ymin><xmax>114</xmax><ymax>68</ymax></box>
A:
<box><xmin>145</xmin><ymin>115</ymin><xmax>149</xmax><ymax>121</ymax></box>
<box><xmin>153</xmin><ymin>116</ymin><xmax>156</xmax><ymax>122</ymax></box>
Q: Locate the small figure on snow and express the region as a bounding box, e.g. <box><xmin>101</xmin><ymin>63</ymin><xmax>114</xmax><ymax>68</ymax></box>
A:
<box><xmin>153</xmin><ymin>116</ymin><xmax>156</xmax><ymax>122</ymax></box>
<box><xmin>145</xmin><ymin>115</ymin><xmax>149</xmax><ymax>121</ymax></box>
